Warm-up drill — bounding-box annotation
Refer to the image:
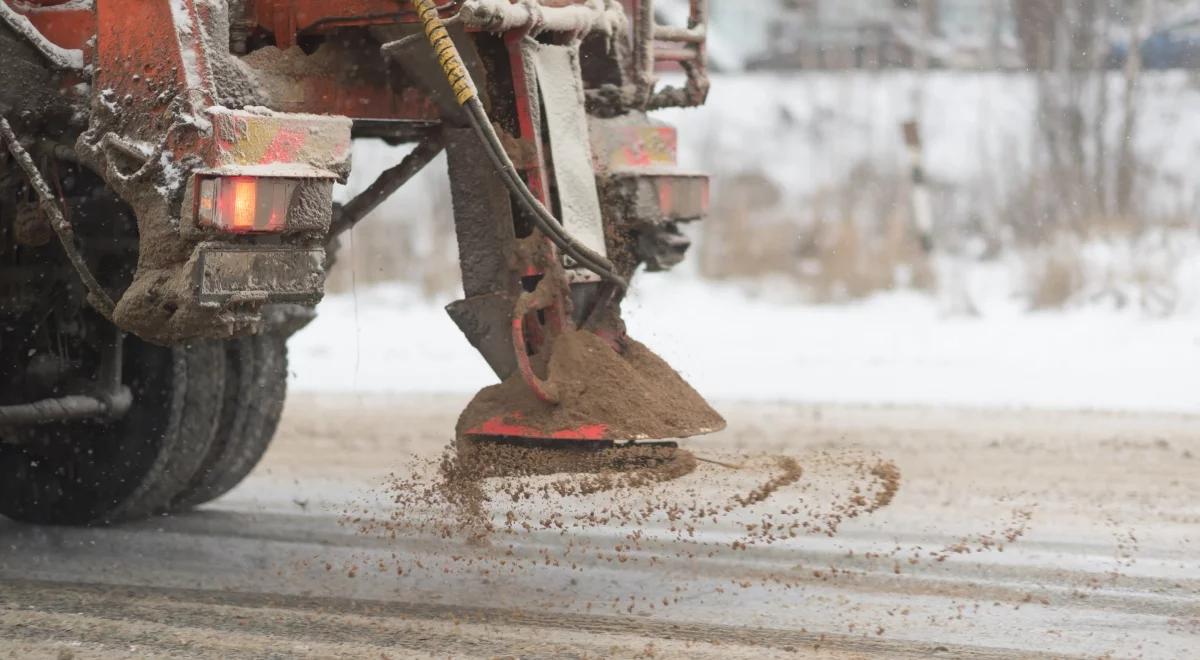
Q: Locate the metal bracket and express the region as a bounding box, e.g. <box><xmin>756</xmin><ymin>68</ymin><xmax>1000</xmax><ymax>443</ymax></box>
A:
<box><xmin>634</xmin><ymin>0</ymin><xmax>710</xmax><ymax>110</ymax></box>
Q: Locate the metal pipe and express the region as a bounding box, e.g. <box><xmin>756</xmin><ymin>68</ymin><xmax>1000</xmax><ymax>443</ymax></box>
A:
<box><xmin>0</xmin><ymin>117</ymin><xmax>117</xmax><ymax>318</ymax></box>
<box><xmin>0</xmin><ymin>389</ymin><xmax>132</xmax><ymax>426</ymax></box>
<box><xmin>0</xmin><ymin>324</ymin><xmax>132</xmax><ymax>427</ymax></box>
<box><xmin>633</xmin><ymin>0</ymin><xmax>656</xmax><ymax>107</ymax></box>
<box><xmin>329</xmin><ymin>134</ymin><xmax>445</xmax><ymax>238</ymax></box>
<box><xmin>457</xmin><ymin>0</ymin><xmax>626</xmax><ymax>36</ymax></box>
<box><xmin>653</xmin><ymin>25</ymin><xmax>705</xmax><ymax>43</ymax></box>
<box><xmin>644</xmin><ymin>0</ymin><xmax>708</xmax><ymax>109</ymax></box>
<box><xmin>653</xmin><ymin>47</ymin><xmax>700</xmax><ymax>62</ymax></box>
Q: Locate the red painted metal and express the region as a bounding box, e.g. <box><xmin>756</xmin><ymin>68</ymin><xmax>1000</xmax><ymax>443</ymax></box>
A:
<box><xmin>505</xmin><ymin>31</ymin><xmax>552</xmax><ymax>207</ymax></box>
<box><xmin>251</xmin><ymin>0</ymin><xmax>455</xmax><ymax>49</ymax></box>
<box><xmin>620</xmin><ymin>126</ymin><xmax>677</xmax><ymax>168</ymax></box>
<box><xmin>500</xmin><ymin>32</ymin><xmax>578</xmax><ymax>408</ymax></box>
<box><xmin>88</xmin><ymin>0</ymin><xmax>351</xmax><ymax>184</ymax></box>
<box><xmin>8</xmin><ymin>0</ymin><xmax>591</xmax><ymax>123</ymax></box>
<box><xmin>269</xmin><ymin>77</ymin><xmax>440</xmax><ymax>121</ymax></box>
<box><xmin>253</xmin><ymin>0</ymin><xmax>593</xmax><ymax>49</ymax></box>
<box><xmin>5</xmin><ymin>0</ymin><xmax>95</xmax><ymax>52</ymax></box>
<box><xmin>261</xmin><ymin>128</ymin><xmax>307</xmax><ymax>164</ymax></box>
<box><xmin>510</xmin><ymin>291</ymin><xmax>559</xmax><ymax>404</ymax></box>
<box><xmin>465</xmin><ymin>414</ymin><xmax>609</xmax><ymax>441</ymax></box>
<box><xmin>87</xmin><ymin>0</ymin><xmax>195</xmax><ymax>140</ymax></box>
<box><xmin>203</xmin><ymin>106</ymin><xmax>351</xmax><ymax>174</ymax></box>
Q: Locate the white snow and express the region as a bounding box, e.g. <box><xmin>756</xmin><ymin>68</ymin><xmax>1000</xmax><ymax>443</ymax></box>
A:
<box><xmin>98</xmin><ymin>88</ymin><xmax>119</xmax><ymax>114</ymax></box>
<box><xmin>288</xmin><ymin>271</ymin><xmax>1200</xmax><ymax>413</ymax></box>
<box><xmin>10</xmin><ymin>0</ymin><xmax>94</xmax><ymax>11</ymax></box>
<box><xmin>155</xmin><ymin>151</ymin><xmax>184</xmax><ymax>197</ymax></box>
<box><xmin>168</xmin><ymin>0</ymin><xmax>206</xmax><ymax>100</ymax></box>
<box><xmin>290</xmin><ymin>71</ymin><xmax>1200</xmax><ymax>414</ymax></box>
<box><xmin>656</xmin><ymin>71</ymin><xmax>1200</xmax><ymax>222</ymax></box>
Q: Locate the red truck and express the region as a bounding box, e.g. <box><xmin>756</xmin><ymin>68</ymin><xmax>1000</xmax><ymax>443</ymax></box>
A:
<box><xmin>0</xmin><ymin>0</ymin><xmax>718</xmax><ymax>524</ymax></box>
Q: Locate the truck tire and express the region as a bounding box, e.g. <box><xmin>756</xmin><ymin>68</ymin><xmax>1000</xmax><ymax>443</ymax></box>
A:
<box><xmin>171</xmin><ymin>334</ymin><xmax>288</xmax><ymax>510</ymax></box>
<box><xmin>0</xmin><ymin>337</ymin><xmax>225</xmax><ymax>525</ymax></box>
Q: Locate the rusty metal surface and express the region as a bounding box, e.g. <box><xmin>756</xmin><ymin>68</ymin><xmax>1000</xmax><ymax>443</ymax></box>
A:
<box><xmin>588</xmin><ymin>112</ymin><xmax>707</xmax><ymax>277</ymax></box>
<box><xmin>443</xmin><ymin>127</ymin><xmax>516</xmax><ymax>299</ymax></box>
<box><xmin>248</xmin><ymin>0</ymin><xmax>462</xmax><ymax>49</ymax></box>
<box><xmin>69</xmin><ymin>0</ymin><xmax>352</xmax><ymax>343</ymax></box>
<box><xmin>586</xmin><ymin>0</ymin><xmax>708</xmax><ymax>113</ymax></box>
<box><xmin>445</xmin><ymin>291</ymin><xmax>518</xmax><ymax>379</ymax></box>
<box><xmin>645</xmin><ymin>0</ymin><xmax>708</xmax><ymax>109</ymax></box>
<box><xmin>378</xmin><ymin>22</ymin><xmax>486</xmax><ymax>124</ymax></box>
<box><xmin>3</xmin><ymin>0</ymin><xmax>712</xmax><ymax>349</ymax></box>
<box><xmin>240</xmin><ymin>38</ymin><xmax>442</xmax><ymax>122</ymax></box>
<box><xmin>457</xmin><ymin>0</ymin><xmax>625</xmax><ymax>36</ymax></box>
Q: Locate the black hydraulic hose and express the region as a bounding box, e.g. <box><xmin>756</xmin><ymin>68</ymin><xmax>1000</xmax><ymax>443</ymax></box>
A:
<box><xmin>462</xmin><ymin>99</ymin><xmax>623</xmax><ymax>283</ymax></box>
<box><xmin>408</xmin><ymin>0</ymin><xmax>628</xmax><ymax>293</ymax></box>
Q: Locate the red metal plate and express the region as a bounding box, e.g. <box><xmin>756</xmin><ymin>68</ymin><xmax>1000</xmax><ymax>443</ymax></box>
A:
<box><xmin>465</xmin><ymin>413</ymin><xmax>609</xmax><ymax>441</ymax></box>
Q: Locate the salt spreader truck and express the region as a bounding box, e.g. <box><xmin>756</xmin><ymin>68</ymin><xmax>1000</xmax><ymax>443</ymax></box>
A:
<box><xmin>0</xmin><ymin>0</ymin><xmax>720</xmax><ymax>524</ymax></box>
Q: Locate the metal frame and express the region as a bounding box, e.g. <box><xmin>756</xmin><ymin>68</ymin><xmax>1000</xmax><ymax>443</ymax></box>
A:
<box><xmin>636</xmin><ymin>0</ymin><xmax>709</xmax><ymax>109</ymax></box>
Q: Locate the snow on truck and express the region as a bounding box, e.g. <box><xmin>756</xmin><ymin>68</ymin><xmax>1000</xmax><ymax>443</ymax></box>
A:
<box><xmin>0</xmin><ymin>0</ymin><xmax>722</xmax><ymax>524</ymax></box>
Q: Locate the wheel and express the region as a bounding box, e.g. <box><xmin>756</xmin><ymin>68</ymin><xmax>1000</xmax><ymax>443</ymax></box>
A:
<box><xmin>0</xmin><ymin>337</ymin><xmax>225</xmax><ymax>525</ymax></box>
<box><xmin>171</xmin><ymin>333</ymin><xmax>288</xmax><ymax>510</ymax></box>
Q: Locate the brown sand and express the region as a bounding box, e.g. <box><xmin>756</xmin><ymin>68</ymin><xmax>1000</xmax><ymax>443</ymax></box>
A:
<box><xmin>456</xmin><ymin>329</ymin><xmax>726</xmax><ymax>441</ymax></box>
<box><xmin>344</xmin><ymin>445</ymin><xmax>905</xmax><ymax>564</ymax></box>
<box><xmin>733</xmin><ymin>456</ymin><xmax>803</xmax><ymax>507</ymax></box>
<box><xmin>336</xmin><ymin>334</ymin><xmax>916</xmax><ymax>603</ymax></box>
<box><xmin>332</xmin><ymin>445</ymin><xmax>912</xmax><ymax>619</ymax></box>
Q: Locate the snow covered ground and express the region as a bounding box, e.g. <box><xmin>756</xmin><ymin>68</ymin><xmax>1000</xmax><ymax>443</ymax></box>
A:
<box><xmin>288</xmin><ymin>268</ymin><xmax>1200</xmax><ymax>413</ymax></box>
<box><xmin>656</xmin><ymin>70</ymin><xmax>1200</xmax><ymax>218</ymax></box>
<box><xmin>297</xmin><ymin>71</ymin><xmax>1200</xmax><ymax>414</ymax></box>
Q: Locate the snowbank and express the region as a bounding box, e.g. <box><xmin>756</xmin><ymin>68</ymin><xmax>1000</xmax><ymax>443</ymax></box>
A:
<box><xmin>657</xmin><ymin>71</ymin><xmax>1200</xmax><ymax>219</ymax></box>
<box><xmin>299</xmin><ymin>71</ymin><xmax>1200</xmax><ymax>413</ymax></box>
<box><xmin>288</xmin><ymin>272</ymin><xmax>1200</xmax><ymax>413</ymax></box>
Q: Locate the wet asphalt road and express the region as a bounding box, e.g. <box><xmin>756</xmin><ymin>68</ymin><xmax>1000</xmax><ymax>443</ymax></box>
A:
<box><xmin>2</xmin><ymin>394</ymin><xmax>1198</xmax><ymax>658</ymax></box>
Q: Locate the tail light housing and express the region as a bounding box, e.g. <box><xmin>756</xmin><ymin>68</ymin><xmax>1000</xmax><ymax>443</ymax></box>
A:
<box><xmin>196</xmin><ymin>176</ymin><xmax>298</xmax><ymax>233</ymax></box>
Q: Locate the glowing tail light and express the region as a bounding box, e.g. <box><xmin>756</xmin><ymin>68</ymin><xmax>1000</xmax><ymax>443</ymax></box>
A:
<box><xmin>196</xmin><ymin>176</ymin><xmax>297</xmax><ymax>233</ymax></box>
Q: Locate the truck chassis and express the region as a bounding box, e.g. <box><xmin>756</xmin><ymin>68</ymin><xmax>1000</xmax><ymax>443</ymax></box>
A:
<box><xmin>0</xmin><ymin>0</ymin><xmax>713</xmax><ymax>524</ymax></box>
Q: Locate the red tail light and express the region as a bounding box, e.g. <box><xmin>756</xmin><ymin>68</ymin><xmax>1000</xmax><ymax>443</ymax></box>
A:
<box><xmin>196</xmin><ymin>176</ymin><xmax>296</xmax><ymax>233</ymax></box>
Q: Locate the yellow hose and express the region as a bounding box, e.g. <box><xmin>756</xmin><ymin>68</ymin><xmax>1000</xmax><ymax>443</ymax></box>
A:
<box><xmin>412</xmin><ymin>0</ymin><xmax>477</xmax><ymax>105</ymax></box>
<box><xmin>405</xmin><ymin>0</ymin><xmax>626</xmax><ymax>290</ymax></box>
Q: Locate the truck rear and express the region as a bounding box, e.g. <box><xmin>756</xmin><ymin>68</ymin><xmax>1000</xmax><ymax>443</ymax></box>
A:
<box><xmin>0</xmin><ymin>0</ymin><xmax>718</xmax><ymax>524</ymax></box>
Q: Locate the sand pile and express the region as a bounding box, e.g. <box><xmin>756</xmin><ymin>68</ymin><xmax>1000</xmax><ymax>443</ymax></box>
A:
<box><xmin>457</xmin><ymin>329</ymin><xmax>725</xmax><ymax>441</ymax></box>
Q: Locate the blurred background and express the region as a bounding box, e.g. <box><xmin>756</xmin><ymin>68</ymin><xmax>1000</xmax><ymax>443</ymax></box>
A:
<box><xmin>292</xmin><ymin>0</ymin><xmax>1200</xmax><ymax>413</ymax></box>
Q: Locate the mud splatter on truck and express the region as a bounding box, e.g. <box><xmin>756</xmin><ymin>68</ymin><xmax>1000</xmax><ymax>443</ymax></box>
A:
<box><xmin>0</xmin><ymin>0</ymin><xmax>719</xmax><ymax>525</ymax></box>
